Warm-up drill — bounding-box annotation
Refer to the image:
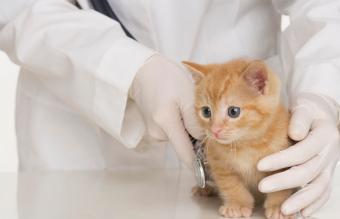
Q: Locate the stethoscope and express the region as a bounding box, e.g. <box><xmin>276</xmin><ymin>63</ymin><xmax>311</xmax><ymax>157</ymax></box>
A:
<box><xmin>87</xmin><ymin>0</ymin><xmax>209</xmax><ymax>188</ymax></box>
<box><xmin>89</xmin><ymin>0</ymin><xmax>135</xmax><ymax>40</ymax></box>
<box><xmin>192</xmin><ymin>139</ymin><xmax>210</xmax><ymax>188</ymax></box>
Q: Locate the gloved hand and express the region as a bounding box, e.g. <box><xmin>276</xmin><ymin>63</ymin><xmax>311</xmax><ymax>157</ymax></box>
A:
<box><xmin>129</xmin><ymin>54</ymin><xmax>204</xmax><ymax>167</ymax></box>
<box><xmin>257</xmin><ymin>92</ymin><xmax>340</xmax><ymax>217</ymax></box>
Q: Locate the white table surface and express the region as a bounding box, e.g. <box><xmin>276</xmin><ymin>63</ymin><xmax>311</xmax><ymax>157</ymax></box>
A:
<box><xmin>0</xmin><ymin>168</ymin><xmax>338</xmax><ymax>219</ymax></box>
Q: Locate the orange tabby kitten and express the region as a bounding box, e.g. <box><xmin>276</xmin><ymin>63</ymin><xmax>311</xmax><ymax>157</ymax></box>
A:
<box><xmin>183</xmin><ymin>59</ymin><xmax>295</xmax><ymax>219</ymax></box>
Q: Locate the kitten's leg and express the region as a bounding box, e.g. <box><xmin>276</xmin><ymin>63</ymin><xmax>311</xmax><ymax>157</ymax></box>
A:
<box><xmin>264</xmin><ymin>189</ymin><xmax>296</xmax><ymax>219</ymax></box>
<box><xmin>214</xmin><ymin>171</ymin><xmax>254</xmax><ymax>218</ymax></box>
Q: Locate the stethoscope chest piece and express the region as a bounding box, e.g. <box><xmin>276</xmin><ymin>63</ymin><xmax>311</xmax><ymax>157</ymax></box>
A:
<box><xmin>192</xmin><ymin>140</ymin><xmax>209</xmax><ymax>188</ymax></box>
<box><xmin>193</xmin><ymin>155</ymin><xmax>206</xmax><ymax>188</ymax></box>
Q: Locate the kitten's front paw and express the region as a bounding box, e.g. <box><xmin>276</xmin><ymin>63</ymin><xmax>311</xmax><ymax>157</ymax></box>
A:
<box><xmin>265</xmin><ymin>206</ymin><xmax>296</xmax><ymax>219</ymax></box>
<box><xmin>218</xmin><ymin>204</ymin><xmax>253</xmax><ymax>218</ymax></box>
<box><xmin>191</xmin><ymin>185</ymin><xmax>217</xmax><ymax>197</ymax></box>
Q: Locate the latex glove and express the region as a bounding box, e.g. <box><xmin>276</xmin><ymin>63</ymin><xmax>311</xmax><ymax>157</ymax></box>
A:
<box><xmin>257</xmin><ymin>92</ymin><xmax>340</xmax><ymax>217</ymax></box>
<box><xmin>129</xmin><ymin>55</ymin><xmax>204</xmax><ymax>167</ymax></box>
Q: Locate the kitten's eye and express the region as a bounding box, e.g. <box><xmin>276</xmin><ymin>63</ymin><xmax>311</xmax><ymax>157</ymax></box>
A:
<box><xmin>228</xmin><ymin>106</ymin><xmax>241</xmax><ymax>118</ymax></box>
<box><xmin>201</xmin><ymin>106</ymin><xmax>211</xmax><ymax>118</ymax></box>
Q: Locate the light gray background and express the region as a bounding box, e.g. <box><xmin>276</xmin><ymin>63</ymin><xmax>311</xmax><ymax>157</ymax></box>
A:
<box><xmin>0</xmin><ymin>51</ymin><xmax>18</xmax><ymax>172</ymax></box>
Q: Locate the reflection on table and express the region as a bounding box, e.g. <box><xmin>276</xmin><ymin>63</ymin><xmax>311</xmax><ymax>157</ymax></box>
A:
<box><xmin>0</xmin><ymin>168</ymin><xmax>338</xmax><ymax>219</ymax></box>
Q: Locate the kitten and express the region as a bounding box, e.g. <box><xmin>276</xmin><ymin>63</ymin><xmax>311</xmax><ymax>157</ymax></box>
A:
<box><xmin>183</xmin><ymin>59</ymin><xmax>295</xmax><ymax>219</ymax></box>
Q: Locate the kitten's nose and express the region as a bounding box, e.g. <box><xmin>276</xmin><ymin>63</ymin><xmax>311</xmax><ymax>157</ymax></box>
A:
<box><xmin>211</xmin><ymin>127</ymin><xmax>223</xmax><ymax>138</ymax></box>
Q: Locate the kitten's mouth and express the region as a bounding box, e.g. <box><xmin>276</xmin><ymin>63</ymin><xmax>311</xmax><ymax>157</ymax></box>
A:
<box><xmin>207</xmin><ymin>132</ymin><xmax>235</xmax><ymax>144</ymax></box>
<box><xmin>215</xmin><ymin>138</ymin><xmax>234</xmax><ymax>144</ymax></box>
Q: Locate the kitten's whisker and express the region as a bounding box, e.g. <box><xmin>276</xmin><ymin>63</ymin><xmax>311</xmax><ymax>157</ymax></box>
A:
<box><xmin>205</xmin><ymin>138</ymin><xmax>211</xmax><ymax>158</ymax></box>
<box><xmin>201</xmin><ymin>135</ymin><xmax>209</xmax><ymax>144</ymax></box>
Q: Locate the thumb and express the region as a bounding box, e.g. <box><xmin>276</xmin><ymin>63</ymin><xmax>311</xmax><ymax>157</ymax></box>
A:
<box><xmin>178</xmin><ymin>72</ymin><xmax>205</xmax><ymax>140</ymax></box>
<box><xmin>154</xmin><ymin>106</ymin><xmax>195</xmax><ymax>168</ymax></box>
<box><xmin>289</xmin><ymin>105</ymin><xmax>314</xmax><ymax>141</ymax></box>
<box><xmin>181</xmin><ymin>102</ymin><xmax>205</xmax><ymax>140</ymax></box>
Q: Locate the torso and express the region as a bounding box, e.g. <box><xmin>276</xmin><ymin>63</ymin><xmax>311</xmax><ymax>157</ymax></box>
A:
<box><xmin>106</xmin><ymin>0</ymin><xmax>281</xmax><ymax>63</ymax></box>
<box><xmin>17</xmin><ymin>0</ymin><xmax>282</xmax><ymax>170</ymax></box>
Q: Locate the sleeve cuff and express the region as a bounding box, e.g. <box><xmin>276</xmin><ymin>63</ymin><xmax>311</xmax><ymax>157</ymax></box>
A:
<box><xmin>93</xmin><ymin>38</ymin><xmax>156</xmax><ymax>148</ymax></box>
<box><xmin>290</xmin><ymin>62</ymin><xmax>340</xmax><ymax>125</ymax></box>
<box><xmin>290</xmin><ymin>62</ymin><xmax>340</xmax><ymax>105</ymax></box>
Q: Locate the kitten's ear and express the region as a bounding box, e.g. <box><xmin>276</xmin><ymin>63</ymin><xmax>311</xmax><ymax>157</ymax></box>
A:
<box><xmin>242</xmin><ymin>60</ymin><xmax>268</xmax><ymax>95</ymax></box>
<box><xmin>182</xmin><ymin>61</ymin><xmax>209</xmax><ymax>83</ymax></box>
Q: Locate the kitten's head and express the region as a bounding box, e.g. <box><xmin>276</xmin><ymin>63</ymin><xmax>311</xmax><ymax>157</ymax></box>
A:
<box><xmin>183</xmin><ymin>59</ymin><xmax>281</xmax><ymax>144</ymax></box>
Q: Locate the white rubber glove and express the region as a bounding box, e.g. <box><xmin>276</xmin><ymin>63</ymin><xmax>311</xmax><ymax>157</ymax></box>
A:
<box><xmin>129</xmin><ymin>55</ymin><xmax>204</xmax><ymax>167</ymax></box>
<box><xmin>257</xmin><ymin>92</ymin><xmax>340</xmax><ymax>217</ymax></box>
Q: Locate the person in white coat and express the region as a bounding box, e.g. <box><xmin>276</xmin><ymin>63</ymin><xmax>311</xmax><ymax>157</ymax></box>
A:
<box><xmin>0</xmin><ymin>0</ymin><xmax>339</xmax><ymax>217</ymax></box>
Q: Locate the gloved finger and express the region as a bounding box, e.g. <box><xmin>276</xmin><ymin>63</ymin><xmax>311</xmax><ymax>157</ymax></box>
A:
<box><xmin>257</xmin><ymin>121</ymin><xmax>330</xmax><ymax>172</ymax></box>
<box><xmin>289</xmin><ymin>102</ymin><xmax>314</xmax><ymax>141</ymax></box>
<box><xmin>301</xmin><ymin>185</ymin><xmax>331</xmax><ymax>217</ymax></box>
<box><xmin>258</xmin><ymin>154</ymin><xmax>324</xmax><ymax>193</ymax></box>
<box><xmin>181</xmin><ymin>102</ymin><xmax>205</xmax><ymax>140</ymax></box>
<box><xmin>154</xmin><ymin>105</ymin><xmax>195</xmax><ymax>168</ymax></box>
<box><xmin>280</xmin><ymin>171</ymin><xmax>330</xmax><ymax>215</ymax></box>
<box><xmin>298</xmin><ymin>161</ymin><xmax>339</xmax><ymax>216</ymax></box>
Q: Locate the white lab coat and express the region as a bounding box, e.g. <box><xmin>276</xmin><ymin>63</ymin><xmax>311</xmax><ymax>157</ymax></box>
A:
<box><xmin>0</xmin><ymin>0</ymin><xmax>339</xmax><ymax>170</ymax></box>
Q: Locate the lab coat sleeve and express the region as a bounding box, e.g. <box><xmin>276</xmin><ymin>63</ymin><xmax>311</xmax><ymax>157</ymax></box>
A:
<box><xmin>0</xmin><ymin>0</ymin><xmax>156</xmax><ymax>148</ymax></box>
<box><xmin>272</xmin><ymin>0</ymin><xmax>340</xmax><ymax>109</ymax></box>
